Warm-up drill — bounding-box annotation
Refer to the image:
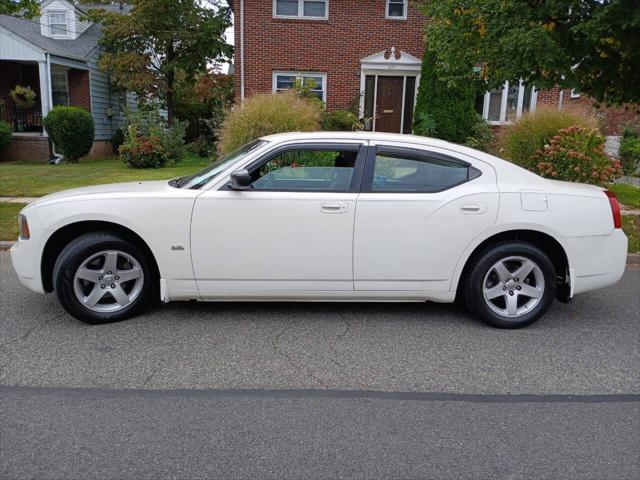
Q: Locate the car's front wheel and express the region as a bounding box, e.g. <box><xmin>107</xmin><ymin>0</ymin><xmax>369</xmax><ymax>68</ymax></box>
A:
<box><xmin>53</xmin><ymin>232</ymin><xmax>157</xmax><ymax>324</ymax></box>
<box><xmin>463</xmin><ymin>241</ymin><xmax>557</xmax><ymax>328</ymax></box>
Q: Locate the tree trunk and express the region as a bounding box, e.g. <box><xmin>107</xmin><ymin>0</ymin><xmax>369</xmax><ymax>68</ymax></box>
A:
<box><xmin>166</xmin><ymin>41</ymin><xmax>175</xmax><ymax>127</ymax></box>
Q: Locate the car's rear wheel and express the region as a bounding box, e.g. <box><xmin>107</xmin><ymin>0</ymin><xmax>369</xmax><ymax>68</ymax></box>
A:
<box><xmin>53</xmin><ymin>232</ymin><xmax>156</xmax><ymax>324</ymax></box>
<box><xmin>463</xmin><ymin>241</ymin><xmax>556</xmax><ymax>328</ymax></box>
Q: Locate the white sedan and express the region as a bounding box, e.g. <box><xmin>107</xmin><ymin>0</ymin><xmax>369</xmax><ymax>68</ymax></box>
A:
<box><xmin>10</xmin><ymin>132</ymin><xmax>627</xmax><ymax>328</ymax></box>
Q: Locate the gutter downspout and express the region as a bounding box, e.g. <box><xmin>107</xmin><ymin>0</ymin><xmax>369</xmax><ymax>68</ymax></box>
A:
<box><xmin>240</xmin><ymin>0</ymin><xmax>245</xmax><ymax>104</ymax></box>
<box><xmin>558</xmin><ymin>88</ymin><xmax>564</xmax><ymax>110</ymax></box>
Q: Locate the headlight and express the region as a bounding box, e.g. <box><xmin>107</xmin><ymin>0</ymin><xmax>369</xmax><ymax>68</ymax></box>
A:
<box><xmin>18</xmin><ymin>214</ymin><xmax>30</xmax><ymax>240</ymax></box>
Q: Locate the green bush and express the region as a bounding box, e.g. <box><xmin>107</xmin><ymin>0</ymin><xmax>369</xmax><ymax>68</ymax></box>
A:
<box><xmin>218</xmin><ymin>91</ymin><xmax>322</xmax><ymax>155</ymax></box>
<box><xmin>412</xmin><ymin>49</ymin><xmax>478</xmax><ymax>143</ymax></box>
<box><xmin>43</xmin><ymin>106</ymin><xmax>94</xmax><ymax>162</ymax></box>
<box><xmin>186</xmin><ymin>137</ymin><xmax>214</xmax><ymax>157</ymax></box>
<box><xmin>111</xmin><ymin>127</ymin><xmax>125</xmax><ymax>154</ymax></box>
<box><xmin>619</xmin><ymin>136</ymin><xmax>640</xmax><ymax>175</ymax></box>
<box><xmin>464</xmin><ymin>116</ymin><xmax>494</xmax><ymax>152</ymax></box>
<box><xmin>0</xmin><ymin>121</ymin><xmax>12</xmax><ymax>150</ymax></box>
<box><xmin>122</xmin><ymin>108</ymin><xmax>186</xmax><ymax>165</ymax></box>
<box><xmin>321</xmin><ymin>109</ymin><xmax>361</xmax><ymax>131</ymax></box>
<box><xmin>532</xmin><ymin>125</ymin><xmax>622</xmax><ymax>185</ymax></box>
<box><xmin>501</xmin><ymin>108</ymin><xmax>598</xmax><ymax>168</ymax></box>
<box><xmin>119</xmin><ymin>135</ymin><xmax>166</xmax><ymax>168</ymax></box>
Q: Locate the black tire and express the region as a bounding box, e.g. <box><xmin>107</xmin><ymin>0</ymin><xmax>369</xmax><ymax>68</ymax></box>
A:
<box><xmin>463</xmin><ymin>241</ymin><xmax>556</xmax><ymax>329</ymax></box>
<box><xmin>53</xmin><ymin>232</ymin><xmax>157</xmax><ymax>324</ymax></box>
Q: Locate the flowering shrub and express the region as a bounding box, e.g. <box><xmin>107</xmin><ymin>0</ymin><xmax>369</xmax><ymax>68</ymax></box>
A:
<box><xmin>533</xmin><ymin>126</ymin><xmax>622</xmax><ymax>185</ymax></box>
<box><xmin>119</xmin><ymin>135</ymin><xmax>166</xmax><ymax>168</ymax></box>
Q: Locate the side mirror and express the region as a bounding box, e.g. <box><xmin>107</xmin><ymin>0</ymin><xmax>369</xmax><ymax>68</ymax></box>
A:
<box><xmin>229</xmin><ymin>169</ymin><xmax>252</xmax><ymax>190</ymax></box>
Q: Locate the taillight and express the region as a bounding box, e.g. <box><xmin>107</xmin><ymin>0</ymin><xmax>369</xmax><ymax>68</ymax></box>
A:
<box><xmin>604</xmin><ymin>190</ymin><xmax>622</xmax><ymax>229</ymax></box>
<box><xmin>18</xmin><ymin>214</ymin><xmax>30</xmax><ymax>240</ymax></box>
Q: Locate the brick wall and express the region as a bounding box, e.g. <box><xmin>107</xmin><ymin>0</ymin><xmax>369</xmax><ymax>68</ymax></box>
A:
<box><xmin>236</xmin><ymin>0</ymin><xmax>426</xmax><ymax>110</ymax></box>
<box><xmin>0</xmin><ymin>135</ymin><xmax>51</xmax><ymax>162</ymax></box>
<box><xmin>68</xmin><ymin>69</ymin><xmax>91</xmax><ymax>112</ymax></box>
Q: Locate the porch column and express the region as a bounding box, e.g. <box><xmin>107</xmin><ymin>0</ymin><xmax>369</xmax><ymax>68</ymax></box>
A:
<box><xmin>37</xmin><ymin>60</ymin><xmax>50</xmax><ymax>136</ymax></box>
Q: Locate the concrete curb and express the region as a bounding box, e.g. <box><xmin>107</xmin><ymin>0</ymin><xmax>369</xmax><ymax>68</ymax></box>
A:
<box><xmin>1</xmin><ymin>240</ymin><xmax>639</xmax><ymax>264</ymax></box>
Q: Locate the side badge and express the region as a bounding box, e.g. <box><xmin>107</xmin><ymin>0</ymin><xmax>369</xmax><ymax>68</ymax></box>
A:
<box><xmin>171</xmin><ymin>245</ymin><xmax>185</xmax><ymax>251</ymax></box>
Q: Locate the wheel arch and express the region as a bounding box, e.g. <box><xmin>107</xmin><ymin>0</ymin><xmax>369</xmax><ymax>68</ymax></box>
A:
<box><xmin>454</xmin><ymin>229</ymin><xmax>571</xmax><ymax>302</ymax></box>
<box><xmin>41</xmin><ymin>220</ymin><xmax>160</xmax><ymax>293</ymax></box>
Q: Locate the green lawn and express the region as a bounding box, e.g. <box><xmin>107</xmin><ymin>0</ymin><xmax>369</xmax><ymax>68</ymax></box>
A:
<box><xmin>608</xmin><ymin>183</ymin><xmax>640</xmax><ymax>210</ymax></box>
<box><xmin>0</xmin><ymin>203</ymin><xmax>24</xmax><ymax>241</ymax></box>
<box><xmin>0</xmin><ymin>156</ymin><xmax>211</xmax><ymax>197</ymax></box>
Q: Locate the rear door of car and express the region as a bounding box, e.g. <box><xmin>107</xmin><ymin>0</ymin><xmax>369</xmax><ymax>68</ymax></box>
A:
<box><xmin>353</xmin><ymin>142</ymin><xmax>499</xmax><ymax>292</ymax></box>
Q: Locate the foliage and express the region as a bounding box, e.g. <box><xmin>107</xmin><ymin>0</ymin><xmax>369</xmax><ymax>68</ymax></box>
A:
<box><xmin>217</xmin><ymin>91</ymin><xmax>322</xmax><ymax>156</ymax></box>
<box><xmin>0</xmin><ymin>0</ymin><xmax>39</xmax><ymax>18</ymax></box>
<box><xmin>0</xmin><ymin>156</ymin><xmax>210</xmax><ymax>197</ymax></box>
<box><xmin>43</xmin><ymin>107</ymin><xmax>95</xmax><ymax>163</ymax></box>
<box><xmin>111</xmin><ymin>127</ymin><xmax>125</xmax><ymax>154</ymax></box>
<box><xmin>90</xmin><ymin>0</ymin><xmax>232</xmax><ymax>125</ymax></box>
<box><xmin>464</xmin><ymin>116</ymin><xmax>494</xmax><ymax>152</ymax></box>
<box><xmin>9</xmin><ymin>85</ymin><xmax>36</xmax><ymax>109</ymax></box>
<box><xmin>619</xmin><ymin>136</ymin><xmax>640</xmax><ymax>175</ymax></box>
<box><xmin>607</xmin><ymin>183</ymin><xmax>640</xmax><ymax>210</ymax></box>
<box><xmin>185</xmin><ymin>138</ymin><xmax>214</xmax><ymax>158</ymax></box>
<box><xmin>174</xmin><ymin>71</ymin><xmax>234</xmax><ymax>147</ymax></box>
<box><xmin>532</xmin><ymin>125</ymin><xmax>622</xmax><ymax>185</ymax></box>
<box><xmin>0</xmin><ymin>121</ymin><xmax>12</xmax><ymax>150</ymax></box>
<box><xmin>122</xmin><ymin>107</ymin><xmax>186</xmax><ymax>163</ymax></box>
<box><xmin>622</xmin><ymin>215</ymin><xmax>640</xmax><ymax>253</ymax></box>
<box><xmin>413</xmin><ymin>49</ymin><xmax>479</xmax><ymax>144</ymax></box>
<box><xmin>415</xmin><ymin>0</ymin><xmax>640</xmax><ymax>105</ymax></box>
<box><xmin>0</xmin><ymin>202</ymin><xmax>24</xmax><ymax>241</ymax></box>
<box><xmin>502</xmin><ymin>108</ymin><xmax>598</xmax><ymax>167</ymax></box>
<box><xmin>321</xmin><ymin>109</ymin><xmax>362</xmax><ymax>131</ymax></box>
<box><xmin>120</xmin><ymin>136</ymin><xmax>166</xmax><ymax>168</ymax></box>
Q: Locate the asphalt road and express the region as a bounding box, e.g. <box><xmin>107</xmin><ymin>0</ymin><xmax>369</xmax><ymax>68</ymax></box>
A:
<box><xmin>1</xmin><ymin>251</ymin><xmax>639</xmax><ymax>479</ymax></box>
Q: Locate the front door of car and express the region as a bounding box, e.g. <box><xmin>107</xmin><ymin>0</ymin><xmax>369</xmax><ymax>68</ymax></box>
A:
<box><xmin>353</xmin><ymin>143</ymin><xmax>499</xmax><ymax>292</ymax></box>
<box><xmin>190</xmin><ymin>142</ymin><xmax>366</xmax><ymax>296</ymax></box>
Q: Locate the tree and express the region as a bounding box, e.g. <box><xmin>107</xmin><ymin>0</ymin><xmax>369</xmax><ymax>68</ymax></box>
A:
<box><xmin>0</xmin><ymin>0</ymin><xmax>39</xmax><ymax>18</ymax></box>
<box><xmin>416</xmin><ymin>0</ymin><xmax>640</xmax><ymax>105</ymax></box>
<box><xmin>89</xmin><ymin>0</ymin><xmax>232</xmax><ymax>125</ymax></box>
<box><xmin>413</xmin><ymin>48</ymin><xmax>479</xmax><ymax>143</ymax></box>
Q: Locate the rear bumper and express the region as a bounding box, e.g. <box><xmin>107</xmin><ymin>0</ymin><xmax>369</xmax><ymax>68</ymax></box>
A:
<box><xmin>565</xmin><ymin>229</ymin><xmax>628</xmax><ymax>296</ymax></box>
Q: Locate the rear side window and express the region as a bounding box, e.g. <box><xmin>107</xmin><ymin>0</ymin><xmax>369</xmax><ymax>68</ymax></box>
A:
<box><xmin>370</xmin><ymin>150</ymin><xmax>478</xmax><ymax>193</ymax></box>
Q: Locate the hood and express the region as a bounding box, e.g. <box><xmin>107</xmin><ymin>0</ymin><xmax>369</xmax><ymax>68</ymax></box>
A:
<box><xmin>33</xmin><ymin>180</ymin><xmax>174</xmax><ymax>205</ymax></box>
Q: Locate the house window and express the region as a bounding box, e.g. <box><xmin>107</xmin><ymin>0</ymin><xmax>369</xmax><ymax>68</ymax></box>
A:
<box><xmin>479</xmin><ymin>81</ymin><xmax>536</xmax><ymax>124</ymax></box>
<box><xmin>51</xmin><ymin>68</ymin><xmax>69</xmax><ymax>106</ymax></box>
<box><xmin>570</xmin><ymin>88</ymin><xmax>580</xmax><ymax>99</ymax></box>
<box><xmin>48</xmin><ymin>11</ymin><xmax>68</xmax><ymax>36</ymax></box>
<box><xmin>273</xmin><ymin>72</ymin><xmax>326</xmax><ymax>103</ymax></box>
<box><xmin>386</xmin><ymin>0</ymin><xmax>407</xmax><ymax>19</ymax></box>
<box><xmin>273</xmin><ymin>0</ymin><xmax>328</xmax><ymax>19</ymax></box>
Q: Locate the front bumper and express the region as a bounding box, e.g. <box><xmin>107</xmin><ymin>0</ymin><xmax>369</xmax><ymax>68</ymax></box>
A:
<box><xmin>9</xmin><ymin>207</ymin><xmax>45</xmax><ymax>294</ymax></box>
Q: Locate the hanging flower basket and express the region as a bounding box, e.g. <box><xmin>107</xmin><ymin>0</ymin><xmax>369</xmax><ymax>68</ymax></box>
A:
<box><xmin>10</xmin><ymin>85</ymin><xmax>37</xmax><ymax>109</ymax></box>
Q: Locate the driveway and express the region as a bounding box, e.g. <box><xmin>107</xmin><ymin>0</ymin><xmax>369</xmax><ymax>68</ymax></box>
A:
<box><xmin>1</xmin><ymin>252</ymin><xmax>639</xmax><ymax>479</ymax></box>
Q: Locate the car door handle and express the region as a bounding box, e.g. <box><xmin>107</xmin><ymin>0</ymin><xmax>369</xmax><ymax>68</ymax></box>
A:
<box><xmin>460</xmin><ymin>203</ymin><xmax>486</xmax><ymax>214</ymax></box>
<box><xmin>321</xmin><ymin>202</ymin><xmax>347</xmax><ymax>214</ymax></box>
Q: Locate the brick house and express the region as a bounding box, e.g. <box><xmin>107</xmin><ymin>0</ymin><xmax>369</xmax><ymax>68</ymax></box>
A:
<box><xmin>232</xmin><ymin>0</ymin><xmax>639</xmax><ymax>136</ymax></box>
<box><xmin>0</xmin><ymin>0</ymin><xmax>135</xmax><ymax>162</ymax></box>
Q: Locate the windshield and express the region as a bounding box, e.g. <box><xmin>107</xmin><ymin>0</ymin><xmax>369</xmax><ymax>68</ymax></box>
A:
<box><xmin>174</xmin><ymin>140</ymin><xmax>268</xmax><ymax>189</ymax></box>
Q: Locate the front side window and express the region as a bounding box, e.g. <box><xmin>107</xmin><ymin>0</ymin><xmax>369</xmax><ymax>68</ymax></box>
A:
<box><xmin>370</xmin><ymin>151</ymin><xmax>474</xmax><ymax>193</ymax></box>
<box><xmin>274</xmin><ymin>72</ymin><xmax>326</xmax><ymax>102</ymax></box>
<box><xmin>386</xmin><ymin>0</ymin><xmax>407</xmax><ymax>19</ymax></box>
<box><xmin>51</xmin><ymin>68</ymin><xmax>69</xmax><ymax>106</ymax></box>
<box><xmin>249</xmin><ymin>148</ymin><xmax>359</xmax><ymax>192</ymax></box>
<box><xmin>48</xmin><ymin>11</ymin><xmax>68</xmax><ymax>36</ymax></box>
<box><xmin>478</xmin><ymin>80</ymin><xmax>536</xmax><ymax>124</ymax></box>
<box><xmin>274</xmin><ymin>0</ymin><xmax>327</xmax><ymax>19</ymax></box>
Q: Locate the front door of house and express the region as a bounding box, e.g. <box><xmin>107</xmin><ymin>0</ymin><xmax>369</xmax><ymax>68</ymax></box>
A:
<box><xmin>375</xmin><ymin>76</ymin><xmax>403</xmax><ymax>133</ymax></box>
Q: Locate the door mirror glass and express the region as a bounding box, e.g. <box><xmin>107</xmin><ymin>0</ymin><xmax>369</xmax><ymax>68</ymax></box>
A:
<box><xmin>229</xmin><ymin>169</ymin><xmax>253</xmax><ymax>189</ymax></box>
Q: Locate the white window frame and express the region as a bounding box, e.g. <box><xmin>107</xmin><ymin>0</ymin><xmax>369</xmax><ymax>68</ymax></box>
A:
<box><xmin>273</xmin><ymin>0</ymin><xmax>329</xmax><ymax>20</ymax></box>
<box><xmin>570</xmin><ymin>88</ymin><xmax>580</xmax><ymax>99</ymax></box>
<box><xmin>48</xmin><ymin>11</ymin><xmax>69</xmax><ymax>37</ymax></box>
<box><xmin>480</xmin><ymin>80</ymin><xmax>537</xmax><ymax>125</ymax></box>
<box><xmin>273</xmin><ymin>71</ymin><xmax>327</xmax><ymax>103</ymax></box>
<box><xmin>386</xmin><ymin>0</ymin><xmax>407</xmax><ymax>20</ymax></box>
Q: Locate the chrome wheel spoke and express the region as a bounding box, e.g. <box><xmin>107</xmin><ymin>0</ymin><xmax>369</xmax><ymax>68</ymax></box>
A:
<box><xmin>116</xmin><ymin>267</ymin><xmax>142</xmax><ymax>282</ymax></box>
<box><xmin>519</xmin><ymin>284</ymin><xmax>542</xmax><ymax>299</ymax></box>
<box><xmin>84</xmin><ymin>284</ymin><xmax>107</xmax><ymax>307</ymax></box>
<box><xmin>505</xmin><ymin>293</ymin><xmax>519</xmax><ymax>316</ymax></box>
<box><xmin>103</xmin><ymin>251</ymin><xmax>118</xmax><ymax>273</ymax></box>
<box><xmin>484</xmin><ymin>284</ymin><xmax>505</xmax><ymax>300</ymax></box>
<box><xmin>493</xmin><ymin>262</ymin><xmax>511</xmax><ymax>282</ymax></box>
<box><xmin>513</xmin><ymin>260</ymin><xmax>535</xmax><ymax>280</ymax></box>
<box><xmin>76</xmin><ymin>267</ymin><xmax>101</xmax><ymax>283</ymax></box>
<box><xmin>111</xmin><ymin>285</ymin><xmax>131</xmax><ymax>307</ymax></box>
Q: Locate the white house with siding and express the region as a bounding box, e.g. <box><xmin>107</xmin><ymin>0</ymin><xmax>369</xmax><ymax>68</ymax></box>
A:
<box><xmin>0</xmin><ymin>0</ymin><xmax>135</xmax><ymax>161</ymax></box>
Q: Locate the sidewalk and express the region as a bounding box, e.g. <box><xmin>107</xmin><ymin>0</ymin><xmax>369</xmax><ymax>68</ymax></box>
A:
<box><xmin>0</xmin><ymin>197</ymin><xmax>39</xmax><ymax>204</ymax></box>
